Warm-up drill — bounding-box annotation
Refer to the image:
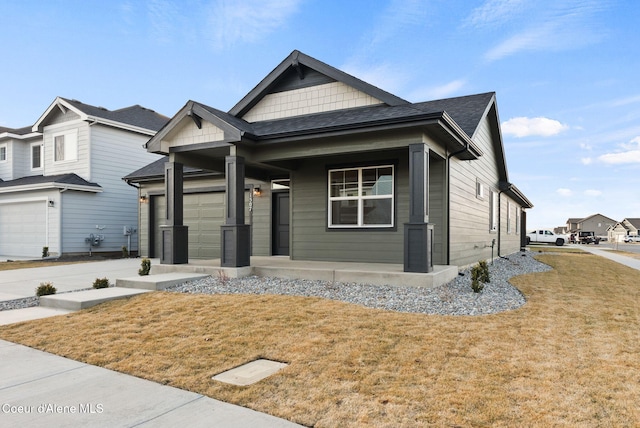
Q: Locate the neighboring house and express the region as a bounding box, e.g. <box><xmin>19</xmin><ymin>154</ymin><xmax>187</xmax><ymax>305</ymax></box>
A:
<box><xmin>136</xmin><ymin>50</ymin><xmax>532</xmax><ymax>271</ymax></box>
<box><xmin>565</xmin><ymin>214</ymin><xmax>617</xmax><ymax>238</ymax></box>
<box><xmin>0</xmin><ymin>97</ymin><xmax>167</xmax><ymax>257</ymax></box>
<box><xmin>609</xmin><ymin>218</ymin><xmax>640</xmax><ymax>241</ymax></box>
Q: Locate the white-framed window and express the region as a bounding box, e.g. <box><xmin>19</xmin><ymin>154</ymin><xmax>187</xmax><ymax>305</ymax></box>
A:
<box><xmin>489</xmin><ymin>189</ymin><xmax>498</xmax><ymax>232</ymax></box>
<box><xmin>52</xmin><ymin>130</ymin><xmax>78</xmax><ymax>162</ymax></box>
<box><xmin>476</xmin><ymin>179</ymin><xmax>485</xmax><ymax>199</ymax></box>
<box><xmin>0</xmin><ymin>144</ymin><xmax>6</xmax><ymax>162</ymax></box>
<box><xmin>515</xmin><ymin>208</ymin><xmax>521</xmax><ymax>234</ymax></box>
<box><xmin>31</xmin><ymin>143</ymin><xmax>43</xmax><ymax>169</ymax></box>
<box><xmin>328</xmin><ymin>165</ymin><xmax>394</xmax><ymax>228</ymax></box>
<box><xmin>507</xmin><ymin>201</ymin><xmax>512</xmax><ymax>234</ymax></box>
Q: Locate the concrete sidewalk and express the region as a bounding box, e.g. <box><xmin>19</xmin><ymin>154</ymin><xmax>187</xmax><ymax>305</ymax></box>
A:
<box><xmin>0</xmin><ymin>340</ymin><xmax>302</xmax><ymax>427</ymax></box>
<box><xmin>0</xmin><ymin>258</ymin><xmax>156</xmax><ymax>302</ymax></box>
<box><xmin>573</xmin><ymin>245</ymin><xmax>640</xmax><ymax>271</ymax></box>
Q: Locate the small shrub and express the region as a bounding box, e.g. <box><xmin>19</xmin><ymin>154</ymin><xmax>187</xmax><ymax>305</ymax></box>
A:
<box><xmin>218</xmin><ymin>269</ymin><xmax>229</xmax><ymax>286</ymax></box>
<box><xmin>122</xmin><ymin>246</ymin><xmax>129</xmax><ymax>258</ymax></box>
<box><xmin>36</xmin><ymin>282</ymin><xmax>57</xmax><ymax>297</ymax></box>
<box><xmin>470</xmin><ymin>260</ymin><xmax>491</xmax><ymax>293</ymax></box>
<box><xmin>93</xmin><ymin>277</ymin><xmax>110</xmax><ymax>289</ymax></box>
<box><xmin>42</xmin><ymin>246</ymin><xmax>49</xmax><ymax>258</ymax></box>
<box><xmin>139</xmin><ymin>258</ymin><xmax>151</xmax><ymax>276</ymax></box>
<box><xmin>478</xmin><ymin>260</ymin><xmax>490</xmax><ymax>283</ymax></box>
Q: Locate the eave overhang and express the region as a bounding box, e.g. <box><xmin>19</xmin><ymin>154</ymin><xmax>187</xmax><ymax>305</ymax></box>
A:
<box><xmin>0</xmin><ymin>182</ymin><xmax>103</xmax><ymax>194</ymax></box>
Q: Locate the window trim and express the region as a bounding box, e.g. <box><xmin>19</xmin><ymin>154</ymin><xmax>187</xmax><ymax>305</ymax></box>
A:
<box><xmin>0</xmin><ymin>144</ymin><xmax>6</xmax><ymax>162</ymax></box>
<box><xmin>327</xmin><ymin>164</ymin><xmax>395</xmax><ymax>229</ymax></box>
<box><xmin>52</xmin><ymin>129</ymin><xmax>78</xmax><ymax>163</ymax></box>
<box><xmin>31</xmin><ymin>142</ymin><xmax>43</xmax><ymax>170</ymax></box>
<box><xmin>489</xmin><ymin>189</ymin><xmax>498</xmax><ymax>232</ymax></box>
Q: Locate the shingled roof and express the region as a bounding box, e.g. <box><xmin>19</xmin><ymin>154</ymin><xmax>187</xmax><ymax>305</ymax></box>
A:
<box><xmin>123</xmin><ymin>156</ymin><xmax>219</xmax><ymax>182</ymax></box>
<box><xmin>60</xmin><ymin>98</ymin><xmax>169</xmax><ymax>131</ymax></box>
<box><xmin>0</xmin><ymin>173</ymin><xmax>102</xmax><ymax>191</ymax></box>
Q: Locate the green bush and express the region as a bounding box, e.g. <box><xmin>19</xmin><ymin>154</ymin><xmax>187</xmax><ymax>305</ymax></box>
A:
<box><xmin>470</xmin><ymin>260</ymin><xmax>491</xmax><ymax>293</ymax></box>
<box><xmin>93</xmin><ymin>277</ymin><xmax>110</xmax><ymax>289</ymax></box>
<box><xmin>42</xmin><ymin>246</ymin><xmax>49</xmax><ymax>258</ymax></box>
<box><xmin>36</xmin><ymin>282</ymin><xmax>57</xmax><ymax>297</ymax></box>
<box><xmin>122</xmin><ymin>246</ymin><xmax>129</xmax><ymax>258</ymax></box>
<box><xmin>139</xmin><ymin>258</ymin><xmax>151</xmax><ymax>276</ymax></box>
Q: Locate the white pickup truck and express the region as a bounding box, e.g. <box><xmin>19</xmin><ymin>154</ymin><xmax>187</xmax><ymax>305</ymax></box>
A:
<box><xmin>526</xmin><ymin>230</ymin><xmax>569</xmax><ymax>246</ymax></box>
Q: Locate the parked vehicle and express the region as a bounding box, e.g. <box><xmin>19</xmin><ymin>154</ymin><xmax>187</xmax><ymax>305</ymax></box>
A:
<box><xmin>623</xmin><ymin>235</ymin><xmax>640</xmax><ymax>243</ymax></box>
<box><xmin>526</xmin><ymin>230</ymin><xmax>569</xmax><ymax>246</ymax></box>
<box><xmin>578</xmin><ymin>231</ymin><xmax>600</xmax><ymax>244</ymax></box>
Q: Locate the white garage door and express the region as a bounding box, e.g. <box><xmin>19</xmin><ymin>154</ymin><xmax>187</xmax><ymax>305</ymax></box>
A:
<box><xmin>0</xmin><ymin>201</ymin><xmax>47</xmax><ymax>257</ymax></box>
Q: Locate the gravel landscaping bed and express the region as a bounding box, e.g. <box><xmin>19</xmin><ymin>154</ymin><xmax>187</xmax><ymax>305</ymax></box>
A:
<box><xmin>167</xmin><ymin>250</ymin><xmax>551</xmax><ymax>316</ymax></box>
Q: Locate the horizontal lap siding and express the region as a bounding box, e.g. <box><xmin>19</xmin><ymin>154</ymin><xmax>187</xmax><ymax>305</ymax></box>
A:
<box><xmin>291</xmin><ymin>154</ymin><xmax>407</xmax><ymax>264</ymax></box>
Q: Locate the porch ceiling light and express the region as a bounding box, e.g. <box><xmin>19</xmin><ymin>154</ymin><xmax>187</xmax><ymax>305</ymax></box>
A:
<box><xmin>253</xmin><ymin>186</ymin><xmax>262</xmax><ymax>197</ymax></box>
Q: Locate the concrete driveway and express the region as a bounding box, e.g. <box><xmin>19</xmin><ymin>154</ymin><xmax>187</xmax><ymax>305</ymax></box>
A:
<box><xmin>0</xmin><ymin>258</ymin><xmax>158</xmax><ymax>302</ymax></box>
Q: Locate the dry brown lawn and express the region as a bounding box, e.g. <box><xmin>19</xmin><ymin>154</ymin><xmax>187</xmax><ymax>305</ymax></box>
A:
<box><xmin>1</xmin><ymin>253</ymin><xmax>639</xmax><ymax>427</ymax></box>
<box><xmin>0</xmin><ymin>259</ymin><xmax>92</xmax><ymax>271</ymax></box>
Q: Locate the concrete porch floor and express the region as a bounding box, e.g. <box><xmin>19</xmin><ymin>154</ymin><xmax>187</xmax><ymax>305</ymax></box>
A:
<box><xmin>151</xmin><ymin>257</ymin><xmax>460</xmax><ymax>289</ymax></box>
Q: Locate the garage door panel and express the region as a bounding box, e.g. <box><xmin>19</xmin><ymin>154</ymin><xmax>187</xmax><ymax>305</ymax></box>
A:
<box><xmin>153</xmin><ymin>193</ymin><xmax>225</xmax><ymax>259</ymax></box>
<box><xmin>0</xmin><ymin>201</ymin><xmax>47</xmax><ymax>257</ymax></box>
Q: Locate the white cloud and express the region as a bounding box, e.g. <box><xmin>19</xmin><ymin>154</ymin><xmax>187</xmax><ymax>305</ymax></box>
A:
<box><xmin>502</xmin><ymin>117</ymin><xmax>569</xmax><ymax>138</ymax></box>
<box><xmin>206</xmin><ymin>0</ymin><xmax>300</xmax><ymax>50</ymax></box>
<box><xmin>581</xmin><ymin>157</ymin><xmax>592</xmax><ymax>165</ymax></box>
<box><xmin>408</xmin><ymin>79</ymin><xmax>467</xmax><ymax>101</ymax></box>
<box><xmin>584</xmin><ymin>189</ymin><xmax>602</xmax><ymax>197</ymax></box>
<box><xmin>597</xmin><ymin>136</ymin><xmax>640</xmax><ymax>165</ymax></box>
<box><xmin>557</xmin><ymin>188</ymin><xmax>572</xmax><ymax>197</ymax></box>
<box><xmin>464</xmin><ymin>0</ymin><xmax>527</xmax><ymax>29</ymax></box>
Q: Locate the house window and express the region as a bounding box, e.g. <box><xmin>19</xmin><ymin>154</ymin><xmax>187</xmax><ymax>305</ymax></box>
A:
<box><xmin>53</xmin><ymin>131</ymin><xmax>78</xmax><ymax>162</ymax></box>
<box><xmin>489</xmin><ymin>190</ymin><xmax>498</xmax><ymax>232</ymax></box>
<box><xmin>476</xmin><ymin>179</ymin><xmax>485</xmax><ymax>199</ymax></box>
<box><xmin>0</xmin><ymin>144</ymin><xmax>6</xmax><ymax>162</ymax></box>
<box><xmin>507</xmin><ymin>201</ymin><xmax>512</xmax><ymax>234</ymax></box>
<box><xmin>515</xmin><ymin>208</ymin><xmax>520</xmax><ymax>234</ymax></box>
<box><xmin>328</xmin><ymin>165</ymin><xmax>394</xmax><ymax>228</ymax></box>
<box><xmin>31</xmin><ymin>143</ymin><xmax>43</xmax><ymax>169</ymax></box>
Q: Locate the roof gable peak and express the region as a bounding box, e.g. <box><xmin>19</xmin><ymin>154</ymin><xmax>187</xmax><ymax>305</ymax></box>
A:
<box><xmin>229</xmin><ymin>50</ymin><xmax>408</xmax><ymax>119</ymax></box>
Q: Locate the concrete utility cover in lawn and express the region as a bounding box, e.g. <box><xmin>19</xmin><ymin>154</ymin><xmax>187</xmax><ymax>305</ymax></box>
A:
<box><xmin>212</xmin><ymin>359</ymin><xmax>288</xmax><ymax>386</ymax></box>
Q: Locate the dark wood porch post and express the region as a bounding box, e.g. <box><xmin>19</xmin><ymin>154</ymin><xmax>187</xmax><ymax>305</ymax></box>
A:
<box><xmin>221</xmin><ymin>155</ymin><xmax>250</xmax><ymax>267</ymax></box>
<box><xmin>404</xmin><ymin>143</ymin><xmax>433</xmax><ymax>272</ymax></box>
<box><xmin>160</xmin><ymin>161</ymin><xmax>188</xmax><ymax>264</ymax></box>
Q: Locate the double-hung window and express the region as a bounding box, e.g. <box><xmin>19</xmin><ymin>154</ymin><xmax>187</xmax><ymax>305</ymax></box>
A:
<box><xmin>328</xmin><ymin>165</ymin><xmax>394</xmax><ymax>228</ymax></box>
<box><xmin>0</xmin><ymin>144</ymin><xmax>6</xmax><ymax>162</ymax></box>
<box><xmin>489</xmin><ymin>189</ymin><xmax>498</xmax><ymax>232</ymax></box>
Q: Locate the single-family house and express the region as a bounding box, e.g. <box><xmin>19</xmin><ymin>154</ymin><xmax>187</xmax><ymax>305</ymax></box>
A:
<box><xmin>0</xmin><ymin>97</ymin><xmax>167</xmax><ymax>257</ymax></box>
<box><xmin>565</xmin><ymin>213</ymin><xmax>617</xmax><ymax>238</ymax></box>
<box><xmin>133</xmin><ymin>50</ymin><xmax>532</xmax><ymax>272</ymax></box>
<box><xmin>609</xmin><ymin>218</ymin><xmax>640</xmax><ymax>242</ymax></box>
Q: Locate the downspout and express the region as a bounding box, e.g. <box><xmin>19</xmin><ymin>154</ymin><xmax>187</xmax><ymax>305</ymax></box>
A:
<box><xmin>445</xmin><ymin>144</ymin><xmax>469</xmax><ymax>265</ymax></box>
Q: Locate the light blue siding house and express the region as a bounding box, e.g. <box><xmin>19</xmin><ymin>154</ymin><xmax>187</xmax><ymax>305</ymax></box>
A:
<box><xmin>0</xmin><ymin>97</ymin><xmax>167</xmax><ymax>257</ymax></box>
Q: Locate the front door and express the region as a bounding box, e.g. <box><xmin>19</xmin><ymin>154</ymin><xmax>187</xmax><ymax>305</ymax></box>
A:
<box><xmin>272</xmin><ymin>191</ymin><xmax>290</xmax><ymax>256</ymax></box>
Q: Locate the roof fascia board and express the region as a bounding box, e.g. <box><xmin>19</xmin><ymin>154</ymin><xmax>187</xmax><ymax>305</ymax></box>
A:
<box><xmin>146</xmin><ymin>101</ymin><xmax>243</xmax><ymax>154</ymax></box>
<box><xmin>229</xmin><ymin>50</ymin><xmax>408</xmax><ymax>118</ymax></box>
<box><xmin>33</xmin><ymin>97</ymin><xmax>88</xmax><ymax>132</ymax></box>
<box><xmin>0</xmin><ymin>131</ymin><xmax>42</xmax><ymax>140</ymax></box>
<box><xmin>0</xmin><ymin>183</ymin><xmax>102</xmax><ymax>194</ymax></box>
<box><xmin>85</xmin><ymin>117</ymin><xmax>157</xmax><ymax>136</ymax></box>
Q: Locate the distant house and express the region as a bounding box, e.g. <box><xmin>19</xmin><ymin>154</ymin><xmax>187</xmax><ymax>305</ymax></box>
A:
<box><xmin>565</xmin><ymin>214</ymin><xmax>617</xmax><ymax>238</ymax></box>
<box><xmin>133</xmin><ymin>50</ymin><xmax>532</xmax><ymax>271</ymax></box>
<box><xmin>609</xmin><ymin>218</ymin><xmax>640</xmax><ymax>241</ymax></box>
<box><xmin>0</xmin><ymin>97</ymin><xmax>167</xmax><ymax>257</ymax></box>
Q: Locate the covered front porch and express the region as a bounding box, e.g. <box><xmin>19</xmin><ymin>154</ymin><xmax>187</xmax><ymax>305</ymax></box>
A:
<box><xmin>151</xmin><ymin>256</ymin><xmax>460</xmax><ymax>289</ymax></box>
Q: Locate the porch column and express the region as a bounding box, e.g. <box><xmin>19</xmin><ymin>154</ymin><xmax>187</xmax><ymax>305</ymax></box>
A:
<box><xmin>221</xmin><ymin>155</ymin><xmax>250</xmax><ymax>267</ymax></box>
<box><xmin>404</xmin><ymin>143</ymin><xmax>433</xmax><ymax>272</ymax></box>
<box><xmin>160</xmin><ymin>161</ymin><xmax>188</xmax><ymax>264</ymax></box>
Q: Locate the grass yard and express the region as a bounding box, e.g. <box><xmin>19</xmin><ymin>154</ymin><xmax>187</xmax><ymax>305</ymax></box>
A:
<box><xmin>1</xmin><ymin>253</ymin><xmax>639</xmax><ymax>427</ymax></box>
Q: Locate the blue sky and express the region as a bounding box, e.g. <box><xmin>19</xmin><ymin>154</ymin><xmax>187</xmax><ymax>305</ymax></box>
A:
<box><xmin>1</xmin><ymin>0</ymin><xmax>638</xmax><ymax>229</ymax></box>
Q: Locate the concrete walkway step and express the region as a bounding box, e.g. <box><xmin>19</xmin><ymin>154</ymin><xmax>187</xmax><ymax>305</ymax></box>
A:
<box><xmin>39</xmin><ymin>287</ymin><xmax>151</xmax><ymax>311</ymax></box>
<box><xmin>0</xmin><ymin>307</ymin><xmax>74</xmax><ymax>326</ymax></box>
<box><xmin>116</xmin><ymin>273</ymin><xmax>210</xmax><ymax>290</ymax></box>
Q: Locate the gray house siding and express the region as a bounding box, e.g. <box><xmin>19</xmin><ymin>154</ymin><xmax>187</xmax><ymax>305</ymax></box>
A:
<box><xmin>448</xmin><ymin>114</ymin><xmax>503</xmax><ymax>267</ymax></box>
<box><xmin>290</xmin><ymin>151</ymin><xmax>408</xmax><ymax>264</ymax></box>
